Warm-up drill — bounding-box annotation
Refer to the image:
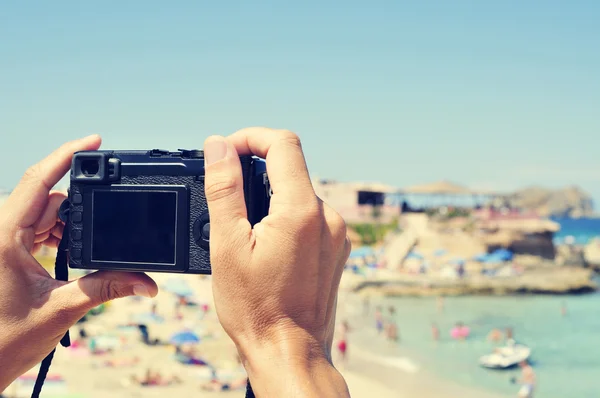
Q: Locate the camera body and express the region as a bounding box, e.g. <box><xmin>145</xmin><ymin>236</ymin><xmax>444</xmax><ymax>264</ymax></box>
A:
<box><xmin>66</xmin><ymin>149</ymin><xmax>270</xmax><ymax>274</ymax></box>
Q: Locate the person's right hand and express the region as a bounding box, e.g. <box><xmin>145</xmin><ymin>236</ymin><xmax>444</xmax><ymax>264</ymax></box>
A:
<box><xmin>204</xmin><ymin>127</ymin><xmax>351</xmax><ymax>397</ymax></box>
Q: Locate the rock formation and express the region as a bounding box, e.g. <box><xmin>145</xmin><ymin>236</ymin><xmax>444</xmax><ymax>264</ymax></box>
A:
<box><xmin>504</xmin><ymin>186</ymin><xmax>594</xmax><ymax>218</ymax></box>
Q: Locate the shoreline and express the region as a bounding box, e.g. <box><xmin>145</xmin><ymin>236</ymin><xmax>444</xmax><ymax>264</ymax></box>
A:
<box><xmin>336</xmin><ymin>282</ymin><xmax>510</xmax><ymax>398</ymax></box>
<box><xmin>348</xmin><ymin>267</ymin><xmax>597</xmax><ymax>297</ymax></box>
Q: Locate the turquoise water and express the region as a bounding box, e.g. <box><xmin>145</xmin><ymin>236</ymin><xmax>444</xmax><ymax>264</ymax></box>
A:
<box><xmin>553</xmin><ymin>217</ymin><xmax>600</xmax><ymax>245</ymax></box>
<box><xmin>376</xmin><ymin>292</ymin><xmax>600</xmax><ymax>397</ymax></box>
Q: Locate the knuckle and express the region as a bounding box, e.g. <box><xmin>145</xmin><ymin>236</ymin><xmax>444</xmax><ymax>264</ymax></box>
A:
<box><xmin>343</xmin><ymin>236</ymin><xmax>352</xmax><ymax>259</ymax></box>
<box><xmin>325</xmin><ymin>207</ymin><xmax>347</xmax><ymax>244</ymax></box>
<box><xmin>278</xmin><ymin>130</ymin><xmax>302</xmax><ymax>149</ymax></box>
<box><xmin>205</xmin><ymin>177</ymin><xmax>239</xmax><ymax>202</ymax></box>
<box><xmin>98</xmin><ymin>279</ymin><xmax>125</xmax><ymax>302</ymax></box>
<box><xmin>302</xmin><ymin>200</ymin><xmax>322</xmax><ymax>221</ymax></box>
<box><xmin>294</xmin><ymin>201</ymin><xmax>323</xmax><ymax>235</ymax></box>
<box><xmin>23</xmin><ymin>164</ymin><xmax>42</xmax><ymax>183</ymax></box>
<box><xmin>334</xmin><ymin>214</ymin><xmax>348</xmax><ymax>242</ymax></box>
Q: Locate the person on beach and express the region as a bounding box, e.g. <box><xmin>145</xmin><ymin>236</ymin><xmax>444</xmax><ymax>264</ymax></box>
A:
<box><xmin>375</xmin><ymin>306</ymin><xmax>384</xmax><ymax>334</ymax></box>
<box><xmin>386</xmin><ymin>306</ymin><xmax>399</xmax><ymax>342</ymax></box>
<box><xmin>336</xmin><ymin>320</ymin><xmax>350</xmax><ymax>365</ymax></box>
<box><xmin>431</xmin><ymin>323</ymin><xmax>440</xmax><ymax>342</ymax></box>
<box><xmin>130</xmin><ymin>369</ymin><xmax>182</xmax><ymax>387</ymax></box>
<box><xmin>363</xmin><ymin>296</ymin><xmax>370</xmax><ymax>316</ymax></box>
<box><xmin>561</xmin><ymin>301</ymin><xmax>567</xmax><ymax>317</ymax></box>
<box><xmin>0</xmin><ymin>128</ymin><xmax>351</xmax><ymax>397</ymax></box>
<box><xmin>436</xmin><ymin>296</ymin><xmax>445</xmax><ymax>313</ymax></box>
<box><xmin>516</xmin><ymin>360</ymin><xmax>536</xmax><ymax>397</ymax></box>
<box><xmin>450</xmin><ymin>322</ymin><xmax>470</xmax><ymax>340</ymax></box>
<box><xmin>506</xmin><ymin>327</ymin><xmax>514</xmax><ymax>341</ymax></box>
<box><xmin>487</xmin><ymin>328</ymin><xmax>503</xmax><ymax>342</ymax></box>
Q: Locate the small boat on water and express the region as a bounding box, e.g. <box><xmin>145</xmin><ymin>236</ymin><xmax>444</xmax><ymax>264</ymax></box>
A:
<box><xmin>479</xmin><ymin>340</ymin><xmax>531</xmax><ymax>369</ymax></box>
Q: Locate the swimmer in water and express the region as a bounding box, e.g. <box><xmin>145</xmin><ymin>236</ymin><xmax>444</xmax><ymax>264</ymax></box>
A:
<box><xmin>431</xmin><ymin>323</ymin><xmax>440</xmax><ymax>342</ymax></box>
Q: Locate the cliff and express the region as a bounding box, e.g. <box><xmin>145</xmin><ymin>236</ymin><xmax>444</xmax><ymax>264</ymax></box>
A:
<box><xmin>504</xmin><ymin>186</ymin><xmax>594</xmax><ymax>218</ymax></box>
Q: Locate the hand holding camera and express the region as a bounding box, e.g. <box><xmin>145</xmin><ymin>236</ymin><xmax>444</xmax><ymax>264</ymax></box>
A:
<box><xmin>205</xmin><ymin>128</ymin><xmax>351</xmax><ymax>396</ymax></box>
<box><xmin>0</xmin><ymin>128</ymin><xmax>351</xmax><ymax>397</ymax></box>
<box><xmin>0</xmin><ymin>135</ymin><xmax>158</xmax><ymax>391</ymax></box>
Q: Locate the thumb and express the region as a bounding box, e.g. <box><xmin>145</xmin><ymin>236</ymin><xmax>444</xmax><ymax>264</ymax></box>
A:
<box><xmin>51</xmin><ymin>271</ymin><xmax>157</xmax><ymax>324</ymax></box>
<box><xmin>204</xmin><ymin>135</ymin><xmax>252</xmax><ymax>251</ymax></box>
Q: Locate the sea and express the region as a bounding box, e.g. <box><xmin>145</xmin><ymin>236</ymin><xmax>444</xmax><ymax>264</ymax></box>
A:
<box><xmin>552</xmin><ymin>216</ymin><xmax>600</xmax><ymax>245</ymax></box>
<box><xmin>365</xmin><ymin>218</ymin><xmax>600</xmax><ymax>398</ymax></box>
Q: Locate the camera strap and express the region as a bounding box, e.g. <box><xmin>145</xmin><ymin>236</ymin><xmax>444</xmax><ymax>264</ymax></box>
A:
<box><xmin>31</xmin><ymin>203</ymin><xmax>71</xmax><ymax>398</ymax></box>
<box><xmin>245</xmin><ymin>381</ymin><xmax>255</xmax><ymax>397</ymax></box>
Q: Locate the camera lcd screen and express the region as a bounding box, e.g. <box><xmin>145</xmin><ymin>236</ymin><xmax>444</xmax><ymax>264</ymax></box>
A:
<box><xmin>91</xmin><ymin>190</ymin><xmax>178</xmax><ymax>265</ymax></box>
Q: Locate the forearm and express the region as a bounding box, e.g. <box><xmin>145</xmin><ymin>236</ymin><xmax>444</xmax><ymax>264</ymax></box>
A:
<box><xmin>239</xmin><ymin>337</ymin><xmax>350</xmax><ymax>397</ymax></box>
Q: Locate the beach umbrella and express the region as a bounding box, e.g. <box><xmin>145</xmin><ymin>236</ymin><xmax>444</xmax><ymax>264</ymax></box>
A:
<box><xmin>349</xmin><ymin>246</ymin><xmax>375</xmax><ymax>258</ymax></box>
<box><xmin>492</xmin><ymin>248</ymin><xmax>513</xmax><ymax>261</ymax></box>
<box><xmin>483</xmin><ymin>248</ymin><xmax>514</xmax><ymax>264</ymax></box>
<box><xmin>170</xmin><ymin>330</ymin><xmax>200</xmax><ymax>345</ymax></box>
<box><xmin>406</xmin><ymin>251</ymin><xmax>424</xmax><ymax>260</ymax></box>
<box><xmin>473</xmin><ymin>253</ymin><xmax>489</xmax><ymax>262</ymax></box>
<box><xmin>433</xmin><ymin>249</ymin><xmax>448</xmax><ymax>257</ymax></box>
<box><xmin>90</xmin><ymin>334</ymin><xmax>122</xmax><ymax>350</ymax></box>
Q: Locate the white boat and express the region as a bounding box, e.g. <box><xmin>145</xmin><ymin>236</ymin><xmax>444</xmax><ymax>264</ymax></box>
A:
<box><xmin>479</xmin><ymin>340</ymin><xmax>531</xmax><ymax>369</ymax></box>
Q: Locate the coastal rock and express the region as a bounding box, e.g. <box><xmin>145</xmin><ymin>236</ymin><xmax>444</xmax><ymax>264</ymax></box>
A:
<box><xmin>583</xmin><ymin>238</ymin><xmax>600</xmax><ymax>270</ymax></box>
<box><xmin>504</xmin><ymin>186</ymin><xmax>594</xmax><ymax>218</ymax></box>
<box><xmin>351</xmin><ymin>267</ymin><xmax>597</xmax><ymax>296</ymax></box>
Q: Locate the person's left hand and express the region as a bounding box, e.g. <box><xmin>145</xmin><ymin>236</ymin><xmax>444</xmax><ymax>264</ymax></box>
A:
<box><xmin>0</xmin><ymin>135</ymin><xmax>158</xmax><ymax>391</ymax></box>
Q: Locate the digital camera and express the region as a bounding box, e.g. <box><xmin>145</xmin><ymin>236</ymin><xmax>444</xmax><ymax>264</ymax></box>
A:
<box><xmin>65</xmin><ymin>149</ymin><xmax>271</xmax><ymax>274</ymax></box>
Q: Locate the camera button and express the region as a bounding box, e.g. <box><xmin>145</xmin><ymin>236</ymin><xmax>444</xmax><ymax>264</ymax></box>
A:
<box><xmin>72</xmin><ymin>211</ymin><xmax>83</xmax><ymax>223</ymax></box>
<box><xmin>202</xmin><ymin>223</ymin><xmax>210</xmax><ymax>239</ymax></box>
<box><xmin>72</xmin><ymin>193</ymin><xmax>83</xmax><ymax>204</ymax></box>
<box><xmin>193</xmin><ymin>212</ymin><xmax>210</xmax><ymax>249</ymax></box>
<box><xmin>72</xmin><ymin>230</ymin><xmax>82</xmax><ymax>241</ymax></box>
<box><xmin>71</xmin><ymin>248</ymin><xmax>81</xmax><ymax>259</ymax></box>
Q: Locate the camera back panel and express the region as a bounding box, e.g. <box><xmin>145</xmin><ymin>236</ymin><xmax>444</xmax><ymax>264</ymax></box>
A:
<box><xmin>66</xmin><ymin>149</ymin><xmax>269</xmax><ymax>274</ymax></box>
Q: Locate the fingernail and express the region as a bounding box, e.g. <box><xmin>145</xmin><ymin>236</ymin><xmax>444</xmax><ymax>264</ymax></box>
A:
<box><xmin>133</xmin><ymin>284</ymin><xmax>152</xmax><ymax>298</ymax></box>
<box><xmin>83</xmin><ymin>134</ymin><xmax>100</xmax><ymax>141</ymax></box>
<box><xmin>204</xmin><ymin>136</ymin><xmax>228</xmax><ymax>165</ymax></box>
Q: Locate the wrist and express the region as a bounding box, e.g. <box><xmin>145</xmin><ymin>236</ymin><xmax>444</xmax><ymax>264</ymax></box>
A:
<box><xmin>237</xmin><ymin>333</ymin><xmax>349</xmax><ymax>397</ymax></box>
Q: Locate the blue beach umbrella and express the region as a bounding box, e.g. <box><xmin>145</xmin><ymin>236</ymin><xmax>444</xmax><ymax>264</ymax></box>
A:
<box><xmin>349</xmin><ymin>246</ymin><xmax>375</xmax><ymax>258</ymax></box>
<box><xmin>170</xmin><ymin>330</ymin><xmax>200</xmax><ymax>345</ymax></box>
<box><xmin>433</xmin><ymin>249</ymin><xmax>448</xmax><ymax>257</ymax></box>
<box><xmin>406</xmin><ymin>251</ymin><xmax>424</xmax><ymax>260</ymax></box>
<box><xmin>483</xmin><ymin>248</ymin><xmax>513</xmax><ymax>263</ymax></box>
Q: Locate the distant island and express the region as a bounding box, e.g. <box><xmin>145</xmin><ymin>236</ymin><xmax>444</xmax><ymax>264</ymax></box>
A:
<box><xmin>503</xmin><ymin>186</ymin><xmax>595</xmax><ymax>218</ymax></box>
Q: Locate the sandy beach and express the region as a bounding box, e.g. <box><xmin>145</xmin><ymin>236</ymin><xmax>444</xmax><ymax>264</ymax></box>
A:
<box><xmin>5</xmin><ymin>271</ymin><xmax>508</xmax><ymax>398</ymax></box>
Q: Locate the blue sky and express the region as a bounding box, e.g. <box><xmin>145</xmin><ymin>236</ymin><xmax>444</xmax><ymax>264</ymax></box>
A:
<box><xmin>1</xmin><ymin>1</ymin><xmax>599</xmax><ymax>201</ymax></box>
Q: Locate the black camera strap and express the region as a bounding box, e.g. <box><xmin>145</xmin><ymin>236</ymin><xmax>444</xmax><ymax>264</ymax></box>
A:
<box><xmin>31</xmin><ymin>204</ymin><xmax>71</xmax><ymax>398</ymax></box>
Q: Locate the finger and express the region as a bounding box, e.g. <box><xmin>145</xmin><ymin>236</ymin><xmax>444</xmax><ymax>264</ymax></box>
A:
<box><xmin>227</xmin><ymin>127</ymin><xmax>315</xmax><ymax>206</ymax></box>
<box><xmin>42</xmin><ymin>235</ymin><xmax>61</xmax><ymax>249</ymax></box>
<box><xmin>34</xmin><ymin>231</ymin><xmax>51</xmax><ymax>243</ymax></box>
<box><xmin>203</xmin><ymin>135</ymin><xmax>252</xmax><ymax>251</ymax></box>
<box><xmin>52</xmin><ymin>271</ymin><xmax>158</xmax><ymax>324</ymax></box>
<box><xmin>51</xmin><ymin>222</ymin><xmax>64</xmax><ymax>240</ymax></box>
<box><xmin>5</xmin><ymin>135</ymin><xmax>101</xmax><ymax>230</ymax></box>
<box><xmin>33</xmin><ymin>191</ymin><xmax>67</xmax><ymax>234</ymax></box>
